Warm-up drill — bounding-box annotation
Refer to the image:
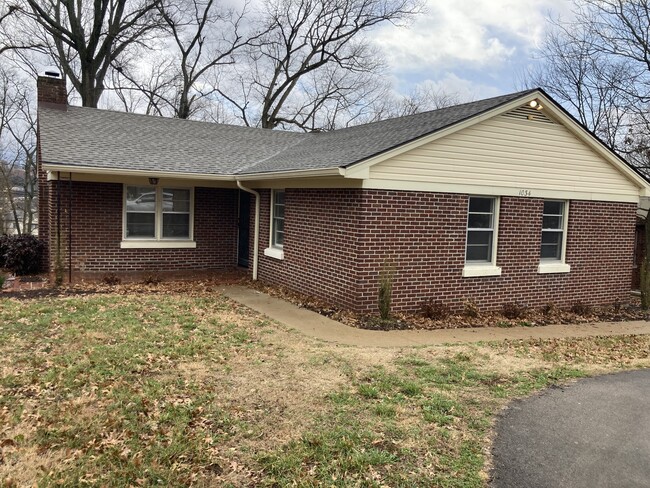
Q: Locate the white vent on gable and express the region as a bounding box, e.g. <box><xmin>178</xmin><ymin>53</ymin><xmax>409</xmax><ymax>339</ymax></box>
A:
<box><xmin>502</xmin><ymin>105</ymin><xmax>555</xmax><ymax>124</ymax></box>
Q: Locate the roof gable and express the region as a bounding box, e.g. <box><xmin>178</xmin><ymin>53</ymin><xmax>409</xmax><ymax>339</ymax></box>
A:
<box><xmin>366</xmin><ymin>100</ymin><xmax>641</xmax><ymax>201</ymax></box>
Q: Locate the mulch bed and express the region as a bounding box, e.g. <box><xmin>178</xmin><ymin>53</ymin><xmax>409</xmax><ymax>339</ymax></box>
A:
<box><xmin>249</xmin><ymin>282</ymin><xmax>650</xmax><ymax>331</ymax></box>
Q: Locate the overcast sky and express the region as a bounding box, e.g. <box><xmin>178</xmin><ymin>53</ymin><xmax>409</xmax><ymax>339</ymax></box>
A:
<box><xmin>372</xmin><ymin>0</ymin><xmax>573</xmax><ymax>101</ymax></box>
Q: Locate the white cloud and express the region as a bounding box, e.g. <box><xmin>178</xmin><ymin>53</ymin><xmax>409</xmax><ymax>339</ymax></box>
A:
<box><xmin>408</xmin><ymin>74</ymin><xmax>504</xmax><ymax>102</ymax></box>
<box><xmin>373</xmin><ymin>0</ymin><xmax>573</xmax><ymax>95</ymax></box>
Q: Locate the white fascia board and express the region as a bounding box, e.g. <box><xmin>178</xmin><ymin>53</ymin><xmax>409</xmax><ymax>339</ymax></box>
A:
<box><xmin>236</xmin><ymin>167</ymin><xmax>342</xmax><ymax>180</ymax></box>
<box><xmin>43</xmin><ymin>163</ymin><xmax>234</xmax><ymax>181</ymax></box>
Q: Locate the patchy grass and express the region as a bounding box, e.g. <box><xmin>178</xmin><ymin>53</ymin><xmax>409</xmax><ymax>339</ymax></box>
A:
<box><xmin>1</xmin><ymin>291</ymin><xmax>649</xmax><ymax>486</ymax></box>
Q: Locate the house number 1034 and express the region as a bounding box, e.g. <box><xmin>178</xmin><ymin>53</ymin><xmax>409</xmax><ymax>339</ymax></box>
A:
<box><xmin>518</xmin><ymin>189</ymin><xmax>532</xmax><ymax>197</ymax></box>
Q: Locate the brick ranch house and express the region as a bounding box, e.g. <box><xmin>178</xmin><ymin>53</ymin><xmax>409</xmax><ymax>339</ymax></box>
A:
<box><xmin>36</xmin><ymin>74</ymin><xmax>650</xmax><ymax>314</ymax></box>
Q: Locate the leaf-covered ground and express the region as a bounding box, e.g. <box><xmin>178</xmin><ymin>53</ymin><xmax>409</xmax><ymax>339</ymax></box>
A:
<box><xmin>1</xmin><ymin>286</ymin><xmax>649</xmax><ymax>486</ymax></box>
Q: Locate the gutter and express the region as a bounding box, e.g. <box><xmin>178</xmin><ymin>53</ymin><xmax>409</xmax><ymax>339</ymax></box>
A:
<box><xmin>43</xmin><ymin>163</ymin><xmax>346</xmax><ymax>181</ymax></box>
<box><xmin>236</xmin><ymin>180</ymin><xmax>260</xmax><ymax>280</ymax></box>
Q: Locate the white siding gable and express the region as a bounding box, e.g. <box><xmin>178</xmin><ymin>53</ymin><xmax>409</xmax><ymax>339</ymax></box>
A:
<box><xmin>366</xmin><ymin>104</ymin><xmax>642</xmax><ymax>202</ymax></box>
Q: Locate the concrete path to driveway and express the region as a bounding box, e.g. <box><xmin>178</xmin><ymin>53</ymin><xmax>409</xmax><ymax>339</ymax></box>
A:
<box><xmin>221</xmin><ymin>285</ymin><xmax>650</xmax><ymax>347</ymax></box>
<box><xmin>491</xmin><ymin>369</ymin><xmax>650</xmax><ymax>488</ymax></box>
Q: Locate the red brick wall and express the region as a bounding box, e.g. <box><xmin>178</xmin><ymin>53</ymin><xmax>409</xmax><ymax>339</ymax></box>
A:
<box><xmin>45</xmin><ymin>181</ymin><xmax>238</xmax><ymax>276</ymax></box>
<box><xmin>256</xmin><ymin>189</ymin><xmax>636</xmax><ymax>313</ymax></box>
<box><xmin>256</xmin><ymin>189</ymin><xmax>364</xmax><ymax>310</ymax></box>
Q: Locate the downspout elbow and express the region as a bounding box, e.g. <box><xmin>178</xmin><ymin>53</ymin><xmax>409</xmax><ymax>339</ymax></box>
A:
<box><xmin>236</xmin><ymin>180</ymin><xmax>260</xmax><ymax>280</ymax></box>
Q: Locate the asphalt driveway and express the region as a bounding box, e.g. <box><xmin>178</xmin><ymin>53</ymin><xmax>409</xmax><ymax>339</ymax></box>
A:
<box><xmin>491</xmin><ymin>369</ymin><xmax>650</xmax><ymax>488</ymax></box>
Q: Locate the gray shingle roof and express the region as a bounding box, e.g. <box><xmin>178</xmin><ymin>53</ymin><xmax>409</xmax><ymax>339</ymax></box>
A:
<box><xmin>39</xmin><ymin>89</ymin><xmax>537</xmax><ymax>176</ymax></box>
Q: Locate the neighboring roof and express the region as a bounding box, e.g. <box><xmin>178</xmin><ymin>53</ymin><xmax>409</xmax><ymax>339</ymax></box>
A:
<box><xmin>39</xmin><ymin>89</ymin><xmax>537</xmax><ymax>176</ymax></box>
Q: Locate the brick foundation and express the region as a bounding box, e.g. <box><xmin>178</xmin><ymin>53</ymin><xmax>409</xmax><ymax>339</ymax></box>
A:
<box><xmin>256</xmin><ymin>189</ymin><xmax>636</xmax><ymax>313</ymax></box>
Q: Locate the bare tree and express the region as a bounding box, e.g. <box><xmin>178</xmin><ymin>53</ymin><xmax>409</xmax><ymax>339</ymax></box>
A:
<box><xmin>0</xmin><ymin>65</ymin><xmax>37</xmax><ymax>235</ymax></box>
<box><xmin>111</xmin><ymin>0</ymin><xmax>259</xmax><ymax>119</ymax></box>
<box><xmin>219</xmin><ymin>0</ymin><xmax>423</xmax><ymax>130</ymax></box>
<box><xmin>525</xmin><ymin>0</ymin><xmax>650</xmax><ymax>172</ymax></box>
<box><xmin>15</xmin><ymin>0</ymin><xmax>163</xmax><ymax>107</ymax></box>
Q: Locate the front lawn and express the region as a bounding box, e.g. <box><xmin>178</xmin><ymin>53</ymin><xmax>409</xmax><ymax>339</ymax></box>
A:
<box><xmin>1</xmin><ymin>287</ymin><xmax>649</xmax><ymax>486</ymax></box>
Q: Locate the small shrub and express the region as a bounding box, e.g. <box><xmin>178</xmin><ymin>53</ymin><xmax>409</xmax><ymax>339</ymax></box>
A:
<box><xmin>422</xmin><ymin>299</ymin><xmax>451</xmax><ymax>320</ymax></box>
<box><xmin>542</xmin><ymin>302</ymin><xmax>557</xmax><ymax>316</ymax></box>
<box><xmin>0</xmin><ymin>273</ymin><xmax>5</xmax><ymax>288</ymax></box>
<box><xmin>142</xmin><ymin>274</ymin><xmax>162</xmax><ymax>285</ymax></box>
<box><xmin>611</xmin><ymin>298</ymin><xmax>622</xmax><ymax>313</ymax></box>
<box><xmin>501</xmin><ymin>302</ymin><xmax>528</xmax><ymax>320</ymax></box>
<box><xmin>102</xmin><ymin>273</ymin><xmax>121</xmax><ymax>286</ymax></box>
<box><xmin>378</xmin><ymin>260</ymin><xmax>395</xmax><ymax>320</ymax></box>
<box><xmin>571</xmin><ymin>301</ymin><xmax>592</xmax><ymax>316</ymax></box>
<box><xmin>462</xmin><ymin>299</ymin><xmax>480</xmax><ymax>318</ymax></box>
<box><xmin>3</xmin><ymin>235</ymin><xmax>44</xmax><ymax>275</ymax></box>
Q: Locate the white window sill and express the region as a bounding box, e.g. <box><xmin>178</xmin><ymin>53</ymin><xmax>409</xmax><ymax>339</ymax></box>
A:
<box><xmin>264</xmin><ymin>247</ymin><xmax>284</xmax><ymax>260</ymax></box>
<box><xmin>462</xmin><ymin>265</ymin><xmax>502</xmax><ymax>278</ymax></box>
<box><xmin>538</xmin><ymin>262</ymin><xmax>571</xmax><ymax>274</ymax></box>
<box><xmin>120</xmin><ymin>240</ymin><xmax>196</xmax><ymax>249</ymax></box>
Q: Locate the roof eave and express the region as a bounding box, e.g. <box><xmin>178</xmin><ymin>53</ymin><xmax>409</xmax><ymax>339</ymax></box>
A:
<box><xmin>42</xmin><ymin>162</ymin><xmax>236</xmax><ymax>181</ymax></box>
<box><xmin>236</xmin><ymin>167</ymin><xmax>343</xmax><ymax>180</ymax></box>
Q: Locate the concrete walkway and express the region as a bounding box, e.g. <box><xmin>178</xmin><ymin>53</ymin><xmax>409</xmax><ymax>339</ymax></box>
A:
<box><xmin>222</xmin><ymin>286</ymin><xmax>650</xmax><ymax>347</ymax></box>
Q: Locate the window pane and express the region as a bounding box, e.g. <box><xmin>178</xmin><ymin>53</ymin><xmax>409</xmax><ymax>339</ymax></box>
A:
<box><xmin>541</xmin><ymin>231</ymin><xmax>561</xmax><ymax>245</ymax></box>
<box><xmin>541</xmin><ymin>231</ymin><xmax>562</xmax><ymax>259</ymax></box>
<box><xmin>162</xmin><ymin>213</ymin><xmax>189</xmax><ymax>238</ymax></box>
<box><xmin>274</xmin><ymin>191</ymin><xmax>285</xmax><ymax>206</ymax></box>
<box><xmin>466</xmin><ymin>230</ymin><xmax>492</xmax><ymax>262</ymax></box>
<box><xmin>542</xmin><ymin>215</ymin><xmax>562</xmax><ymax>229</ymax></box>
<box><xmin>467</xmin><ymin>230</ymin><xmax>492</xmax><ymax>246</ymax></box>
<box><xmin>468</xmin><ymin>213</ymin><xmax>492</xmax><ymax>229</ymax></box>
<box><xmin>126</xmin><ymin>186</ymin><xmax>156</xmax><ymax>212</ymax></box>
<box><xmin>469</xmin><ymin>197</ymin><xmax>493</xmax><ymax>213</ymax></box>
<box><xmin>126</xmin><ymin>213</ymin><xmax>155</xmax><ymax>238</ymax></box>
<box><xmin>543</xmin><ymin>200</ymin><xmax>563</xmax><ymax>215</ymax></box>
<box><xmin>163</xmin><ymin>189</ymin><xmax>190</xmax><ymax>213</ymax></box>
<box><xmin>274</xmin><ymin>217</ymin><xmax>284</xmax><ymax>233</ymax></box>
<box><xmin>466</xmin><ymin>245</ymin><xmax>490</xmax><ymax>262</ymax></box>
<box><xmin>541</xmin><ymin>243</ymin><xmax>561</xmax><ymax>259</ymax></box>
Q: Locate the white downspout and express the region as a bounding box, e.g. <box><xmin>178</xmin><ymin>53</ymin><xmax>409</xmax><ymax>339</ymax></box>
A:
<box><xmin>236</xmin><ymin>180</ymin><xmax>260</xmax><ymax>280</ymax></box>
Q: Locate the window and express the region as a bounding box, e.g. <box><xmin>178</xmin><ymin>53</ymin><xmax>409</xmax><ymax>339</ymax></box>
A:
<box><xmin>272</xmin><ymin>190</ymin><xmax>285</xmax><ymax>248</ymax></box>
<box><xmin>463</xmin><ymin>196</ymin><xmax>501</xmax><ymax>277</ymax></box>
<box><xmin>541</xmin><ymin>200</ymin><xmax>565</xmax><ymax>260</ymax></box>
<box><xmin>125</xmin><ymin>186</ymin><xmax>156</xmax><ymax>238</ymax></box>
<box><xmin>538</xmin><ymin>200</ymin><xmax>570</xmax><ymax>273</ymax></box>
<box><xmin>162</xmin><ymin>189</ymin><xmax>191</xmax><ymax>238</ymax></box>
<box><xmin>123</xmin><ymin>186</ymin><xmax>194</xmax><ymax>248</ymax></box>
<box><xmin>466</xmin><ymin>197</ymin><xmax>496</xmax><ymax>262</ymax></box>
<box><xmin>264</xmin><ymin>189</ymin><xmax>285</xmax><ymax>260</ymax></box>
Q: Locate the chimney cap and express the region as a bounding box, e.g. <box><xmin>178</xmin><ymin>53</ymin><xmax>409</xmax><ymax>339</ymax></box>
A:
<box><xmin>41</xmin><ymin>66</ymin><xmax>61</xmax><ymax>78</ymax></box>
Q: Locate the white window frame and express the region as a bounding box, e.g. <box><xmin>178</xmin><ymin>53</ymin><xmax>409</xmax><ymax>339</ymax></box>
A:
<box><xmin>264</xmin><ymin>189</ymin><xmax>285</xmax><ymax>260</ymax></box>
<box><xmin>463</xmin><ymin>195</ymin><xmax>502</xmax><ymax>277</ymax></box>
<box><xmin>121</xmin><ymin>185</ymin><xmax>196</xmax><ymax>249</ymax></box>
<box><xmin>538</xmin><ymin>199</ymin><xmax>570</xmax><ymax>274</ymax></box>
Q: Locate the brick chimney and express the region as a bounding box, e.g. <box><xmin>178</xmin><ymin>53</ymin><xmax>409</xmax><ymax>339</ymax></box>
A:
<box><xmin>37</xmin><ymin>69</ymin><xmax>67</xmax><ymax>107</ymax></box>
